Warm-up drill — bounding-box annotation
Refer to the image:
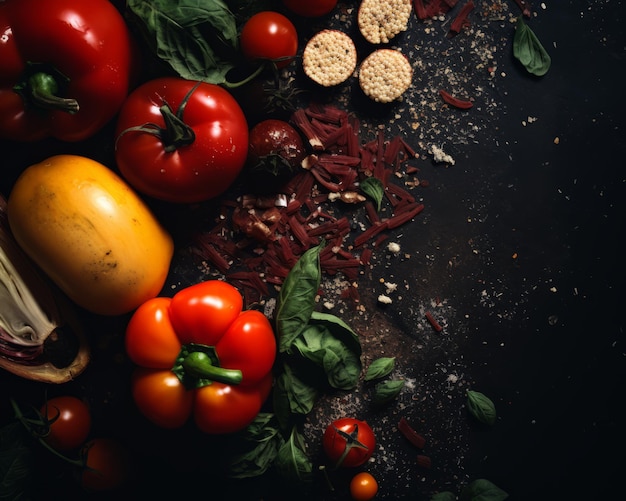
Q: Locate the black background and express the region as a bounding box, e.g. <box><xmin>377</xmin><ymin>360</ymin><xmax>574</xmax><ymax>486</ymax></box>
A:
<box><xmin>1</xmin><ymin>1</ymin><xmax>625</xmax><ymax>500</ymax></box>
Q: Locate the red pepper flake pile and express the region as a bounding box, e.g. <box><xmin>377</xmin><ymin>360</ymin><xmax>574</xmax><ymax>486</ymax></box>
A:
<box><xmin>191</xmin><ymin>103</ymin><xmax>427</xmax><ymax>305</ymax></box>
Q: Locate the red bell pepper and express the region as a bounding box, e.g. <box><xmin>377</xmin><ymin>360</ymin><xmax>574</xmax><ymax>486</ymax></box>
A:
<box><xmin>0</xmin><ymin>0</ymin><xmax>135</xmax><ymax>142</ymax></box>
<box><xmin>125</xmin><ymin>280</ymin><xmax>277</xmax><ymax>434</ymax></box>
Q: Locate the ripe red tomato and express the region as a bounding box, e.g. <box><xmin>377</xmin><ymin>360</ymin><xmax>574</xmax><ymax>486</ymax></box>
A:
<box><xmin>40</xmin><ymin>396</ymin><xmax>91</xmax><ymax>452</ymax></box>
<box><xmin>81</xmin><ymin>438</ymin><xmax>131</xmax><ymax>491</ymax></box>
<box><xmin>240</xmin><ymin>12</ymin><xmax>298</xmax><ymax>69</ymax></box>
<box><xmin>350</xmin><ymin>472</ymin><xmax>379</xmax><ymax>501</ymax></box>
<box><xmin>323</xmin><ymin>417</ymin><xmax>376</xmax><ymax>468</ymax></box>
<box><xmin>282</xmin><ymin>0</ymin><xmax>338</xmax><ymax>17</ymax></box>
<box><xmin>114</xmin><ymin>77</ymin><xmax>249</xmax><ymax>203</ymax></box>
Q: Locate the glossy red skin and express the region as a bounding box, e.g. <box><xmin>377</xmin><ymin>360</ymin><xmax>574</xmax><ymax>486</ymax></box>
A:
<box><xmin>282</xmin><ymin>0</ymin><xmax>338</xmax><ymax>17</ymax></box>
<box><xmin>323</xmin><ymin>418</ymin><xmax>376</xmax><ymax>468</ymax></box>
<box><xmin>114</xmin><ymin>77</ymin><xmax>249</xmax><ymax>203</ymax></box>
<box><xmin>248</xmin><ymin>119</ymin><xmax>306</xmax><ymax>168</ymax></box>
<box><xmin>81</xmin><ymin>438</ymin><xmax>131</xmax><ymax>491</ymax></box>
<box><xmin>125</xmin><ymin>281</ymin><xmax>276</xmax><ymax>434</ymax></box>
<box><xmin>0</xmin><ymin>0</ymin><xmax>134</xmax><ymax>142</ymax></box>
<box><xmin>40</xmin><ymin>396</ymin><xmax>91</xmax><ymax>452</ymax></box>
<box><xmin>240</xmin><ymin>12</ymin><xmax>298</xmax><ymax>69</ymax></box>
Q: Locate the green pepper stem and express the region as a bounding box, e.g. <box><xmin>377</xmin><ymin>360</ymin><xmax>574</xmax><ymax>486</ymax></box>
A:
<box><xmin>26</xmin><ymin>72</ymin><xmax>79</xmax><ymax>114</ymax></box>
<box><xmin>182</xmin><ymin>351</ymin><xmax>243</xmax><ymax>385</ymax></box>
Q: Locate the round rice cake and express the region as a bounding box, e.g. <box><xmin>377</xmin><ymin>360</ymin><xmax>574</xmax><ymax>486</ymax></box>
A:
<box><xmin>358</xmin><ymin>49</ymin><xmax>413</xmax><ymax>103</ymax></box>
<box><xmin>358</xmin><ymin>0</ymin><xmax>413</xmax><ymax>44</ymax></box>
<box><xmin>302</xmin><ymin>29</ymin><xmax>358</xmax><ymax>87</ymax></box>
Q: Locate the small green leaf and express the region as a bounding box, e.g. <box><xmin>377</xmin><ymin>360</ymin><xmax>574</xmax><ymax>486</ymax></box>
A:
<box><xmin>460</xmin><ymin>478</ymin><xmax>508</xmax><ymax>501</ymax></box>
<box><xmin>466</xmin><ymin>390</ymin><xmax>497</xmax><ymax>426</ymax></box>
<box><xmin>513</xmin><ymin>16</ymin><xmax>551</xmax><ymax>76</ymax></box>
<box><xmin>364</xmin><ymin>357</ymin><xmax>396</xmax><ymax>381</ymax></box>
<box><xmin>360</xmin><ymin>177</ymin><xmax>384</xmax><ymax>211</ymax></box>
<box><xmin>372</xmin><ymin>379</ymin><xmax>404</xmax><ymax>406</ymax></box>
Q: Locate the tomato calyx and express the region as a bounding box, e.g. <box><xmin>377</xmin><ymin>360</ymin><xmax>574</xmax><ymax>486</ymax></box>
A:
<box><xmin>115</xmin><ymin>81</ymin><xmax>200</xmax><ymax>153</ymax></box>
<box><xmin>13</xmin><ymin>62</ymin><xmax>79</xmax><ymax>114</ymax></box>
<box><xmin>331</xmin><ymin>423</ymin><xmax>371</xmax><ymax>468</ymax></box>
<box><xmin>174</xmin><ymin>343</ymin><xmax>243</xmax><ymax>389</ymax></box>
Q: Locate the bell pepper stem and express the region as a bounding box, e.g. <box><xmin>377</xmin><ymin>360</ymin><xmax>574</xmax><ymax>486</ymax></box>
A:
<box><xmin>182</xmin><ymin>351</ymin><xmax>243</xmax><ymax>385</ymax></box>
<box><xmin>26</xmin><ymin>72</ymin><xmax>79</xmax><ymax>114</ymax></box>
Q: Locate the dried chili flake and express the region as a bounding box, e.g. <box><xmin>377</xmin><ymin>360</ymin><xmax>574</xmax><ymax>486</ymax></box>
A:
<box><xmin>439</xmin><ymin>89</ymin><xmax>473</xmax><ymax>109</ymax></box>
<box><xmin>398</xmin><ymin>417</ymin><xmax>427</xmax><ymax>449</ymax></box>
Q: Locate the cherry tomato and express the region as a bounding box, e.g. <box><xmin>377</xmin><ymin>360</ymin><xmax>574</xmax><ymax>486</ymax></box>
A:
<box><xmin>40</xmin><ymin>396</ymin><xmax>91</xmax><ymax>452</ymax></box>
<box><xmin>323</xmin><ymin>417</ymin><xmax>376</xmax><ymax>468</ymax></box>
<box><xmin>114</xmin><ymin>77</ymin><xmax>249</xmax><ymax>203</ymax></box>
<box><xmin>350</xmin><ymin>472</ymin><xmax>379</xmax><ymax>501</ymax></box>
<box><xmin>81</xmin><ymin>438</ymin><xmax>131</xmax><ymax>491</ymax></box>
<box><xmin>245</xmin><ymin>119</ymin><xmax>306</xmax><ymax>192</ymax></box>
<box><xmin>282</xmin><ymin>0</ymin><xmax>338</xmax><ymax>17</ymax></box>
<box><xmin>240</xmin><ymin>12</ymin><xmax>298</xmax><ymax>69</ymax></box>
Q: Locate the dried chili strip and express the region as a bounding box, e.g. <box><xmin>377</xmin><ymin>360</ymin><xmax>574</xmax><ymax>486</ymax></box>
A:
<box><xmin>425</xmin><ymin>311</ymin><xmax>443</xmax><ymax>332</ymax></box>
<box><xmin>387</xmin><ymin>203</ymin><xmax>424</xmax><ymax>229</ymax></box>
<box><xmin>398</xmin><ymin>417</ymin><xmax>426</xmax><ymax>449</ymax></box>
<box><xmin>449</xmin><ymin>0</ymin><xmax>474</xmax><ymax>35</ymax></box>
<box><xmin>439</xmin><ymin>89</ymin><xmax>473</xmax><ymax>109</ymax></box>
<box><xmin>354</xmin><ymin>221</ymin><xmax>389</xmax><ymax>247</ymax></box>
<box><xmin>513</xmin><ymin>0</ymin><xmax>531</xmax><ymax>17</ymax></box>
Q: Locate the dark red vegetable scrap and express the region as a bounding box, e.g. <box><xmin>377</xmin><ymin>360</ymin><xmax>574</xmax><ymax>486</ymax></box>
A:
<box><xmin>439</xmin><ymin>89</ymin><xmax>473</xmax><ymax>109</ymax></box>
<box><xmin>398</xmin><ymin>417</ymin><xmax>426</xmax><ymax>449</ymax></box>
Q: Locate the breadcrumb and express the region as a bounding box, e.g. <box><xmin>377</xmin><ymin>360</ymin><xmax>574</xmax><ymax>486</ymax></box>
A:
<box><xmin>358</xmin><ymin>49</ymin><xmax>413</xmax><ymax>103</ymax></box>
<box><xmin>302</xmin><ymin>30</ymin><xmax>357</xmax><ymax>87</ymax></box>
<box><xmin>358</xmin><ymin>0</ymin><xmax>413</xmax><ymax>44</ymax></box>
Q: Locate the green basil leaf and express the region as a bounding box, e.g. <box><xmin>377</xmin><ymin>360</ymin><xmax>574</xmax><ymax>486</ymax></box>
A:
<box><xmin>274</xmin><ymin>365</ymin><xmax>318</xmax><ymax>417</ymax></box>
<box><xmin>276</xmin><ymin>244</ymin><xmax>323</xmax><ymax>353</ymax></box>
<box><xmin>310</xmin><ymin>311</ymin><xmax>362</xmax><ymax>356</ymax></box>
<box><xmin>460</xmin><ymin>478</ymin><xmax>508</xmax><ymax>501</ymax></box>
<box><xmin>127</xmin><ymin>0</ymin><xmax>239</xmax><ymax>83</ymax></box>
<box><xmin>228</xmin><ymin>413</ymin><xmax>282</xmax><ymax>479</ymax></box>
<box><xmin>365</xmin><ymin>357</ymin><xmax>396</xmax><ymax>381</ymax></box>
<box><xmin>466</xmin><ymin>390</ymin><xmax>497</xmax><ymax>426</ymax></box>
<box><xmin>274</xmin><ymin>427</ymin><xmax>313</xmax><ymax>483</ymax></box>
<box><xmin>373</xmin><ymin>379</ymin><xmax>404</xmax><ymax>406</ymax></box>
<box><xmin>293</xmin><ymin>322</ymin><xmax>361</xmax><ymax>390</ymax></box>
<box><xmin>513</xmin><ymin>16</ymin><xmax>551</xmax><ymax>77</ymax></box>
<box><xmin>360</xmin><ymin>177</ymin><xmax>384</xmax><ymax>211</ymax></box>
<box><xmin>431</xmin><ymin>492</ymin><xmax>457</xmax><ymax>501</ymax></box>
